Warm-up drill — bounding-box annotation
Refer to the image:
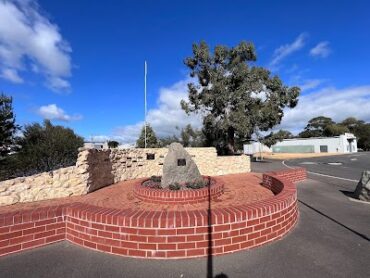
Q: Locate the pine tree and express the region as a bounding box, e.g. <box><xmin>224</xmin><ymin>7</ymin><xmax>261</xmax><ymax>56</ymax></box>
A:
<box><xmin>136</xmin><ymin>124</ymin><xmax>159</xmax><ymax>148</ymax></box>
<box><xmin>0</xmin><ymin>93</ymin><xmax>18</xmax><ymax>158</ymax></box>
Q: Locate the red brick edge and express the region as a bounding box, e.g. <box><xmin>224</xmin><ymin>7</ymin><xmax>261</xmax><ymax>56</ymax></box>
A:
<box><xmin>263</xmin><ymin>167</ymin><xmax>307</xmax><ymax>185</ymax></box>
<box><xmin>0</xmin><ymin>168</ymin><xmax>306</xmax><ymax>259</ymax></box>
<box><xmin>133</xmin><ymin>177</ymin><xmax>225</xmax><ymax>204</ymax></box>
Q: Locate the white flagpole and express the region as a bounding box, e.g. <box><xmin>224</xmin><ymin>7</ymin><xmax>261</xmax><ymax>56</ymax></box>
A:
<box><xmin>144</xmin><ymin>61</ymin><xmax>147</xmax><ymax>149</ymax></box>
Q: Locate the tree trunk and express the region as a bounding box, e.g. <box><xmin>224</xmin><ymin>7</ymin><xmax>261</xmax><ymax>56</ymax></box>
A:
<box><xmin>227</xmin><ymin>127</ymin><xmax>235</xmax><ymax>155</ymax></box>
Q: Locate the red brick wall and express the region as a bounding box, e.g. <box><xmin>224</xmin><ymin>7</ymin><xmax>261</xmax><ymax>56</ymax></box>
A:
<box><xmin>64</xmin><ymin>199</ymin><xmax>298</xmax><ymax>259</ymax></box>
<box><xmin>0</xmin><ymin>206</ymin><xmax>66</xmax><ymax>256</ymax></box>
<box><xmin>0</xmin><ymin>168</ymin><xmax>305</xmax><ymax>259</ymax></box>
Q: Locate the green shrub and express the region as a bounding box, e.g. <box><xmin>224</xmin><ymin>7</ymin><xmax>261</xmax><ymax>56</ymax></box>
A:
<box><xmin>150</xmin><ymin>175</ymin><xmax>161</xmax><ymax>183</ymax></box>
<box><xmin>186</xmin><ymin>179</ymin><xmax>207</xmax><ymax>189</ymax></box>
<box><xmin>169</xmin><ymin>182</ymin><xmax>181</xmax><ymax>190</ymax></box>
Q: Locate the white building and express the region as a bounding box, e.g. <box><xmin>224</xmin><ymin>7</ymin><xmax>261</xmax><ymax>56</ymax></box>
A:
<box><xmin>244</xmin><ymin>133</ymin><xmax>357</xmax><ymax>154</ymax></box>
<box><xmin>84</xmin><ymin>141</ymin><xmax>109</xmax><ymax>150</ymax></box>
<box><xmin>243</xmin><ymin>142</ymin><xmax>271</xmax><ymax>155</ymax></box>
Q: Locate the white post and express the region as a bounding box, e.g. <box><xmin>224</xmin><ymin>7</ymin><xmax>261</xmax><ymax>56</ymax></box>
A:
<box><xmin>144</xmin><ymin>61</ymin><xmax>147</xmax><ymax>149</ymax></box>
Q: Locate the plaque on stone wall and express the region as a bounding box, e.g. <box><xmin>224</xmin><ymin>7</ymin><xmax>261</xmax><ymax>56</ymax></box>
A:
<box><xmin>177</xmin><ymin>159</ymin><xmax>186</xmax><ymax>166</ymax></box>
<box><xmin>146</xmin><ymin>153</ymin><xmax>155</xmax><ymax>160</ymax></box>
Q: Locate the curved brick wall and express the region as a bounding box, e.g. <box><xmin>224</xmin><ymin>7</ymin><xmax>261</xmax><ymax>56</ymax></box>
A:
<box><xmin>263</xmin><ymin>168</ymin><xmax>306</xmax><ymax>186</ymax></box>
<box><xmin>0</xmin><ymin>168</ymin><xmax>306</xmax><ymax>259</ymax></box>
<box><xmin>133</xmin><ymin>178</ymin><xmax>224</xmax><ymax>204</ymax></box>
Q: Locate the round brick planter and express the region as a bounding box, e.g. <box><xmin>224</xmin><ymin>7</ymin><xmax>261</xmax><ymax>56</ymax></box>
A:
<box><xmin>133</xmin><ymin>177</ymin><xmax>224</xmax><ymax>204</ymax></box>
<box><xmin>0</xmin><ymin>168</ymin><xmax>306</xmax><ymax>259</ymax></box>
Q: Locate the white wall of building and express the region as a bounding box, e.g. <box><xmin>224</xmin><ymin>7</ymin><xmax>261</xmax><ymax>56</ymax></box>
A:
<box><xmin>275</xmin><ymin>137</ymin><xmax>341</xmax><ymax>153</ymax></box>
<box><xmin>243</xmin><ymin>142</ymin><xmax>272</xmax><ymax>155</ymax></box>
<box><xmin>243</xmin><ymin>133</ymin><xmax>357</xmax><ymax>154</ymax></box>
<box><xmin>84</xmin><ymin>142</ymin><xmax>109</xmax><ymax>150</ymax></box>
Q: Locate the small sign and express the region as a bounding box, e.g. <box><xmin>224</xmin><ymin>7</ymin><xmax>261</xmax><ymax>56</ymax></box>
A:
<box><xmin>177</xmin><ymin>159</ymin><xmax>186</xmax><ymax>166</ymax></box>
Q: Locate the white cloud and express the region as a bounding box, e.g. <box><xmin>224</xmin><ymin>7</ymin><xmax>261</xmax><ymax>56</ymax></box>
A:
<box><xmin>114</xmin><ymin>123</ymin><xmax>143</xmax><ymax>145</ymax></box>
<box><xmin>88</xmin><ymin>135</ymin><xmax>110</xmax><ymax>142</ymax></box>
<box><xmin>278</xmin><ymin>85</ymin><xmax>370</xmax><ymax>134</ymax></box>
<box><xmin>37</xmin><ymin>104</ymin><xmax>82</xmax><ymax>122</ymax></box>
<box><xmin>0</xmin><ymin>0</ymin><xmax>72</xmax><ymax>91</ymax></box>
<box><xmin>46</xmin><ymin>76</ymin><xmax>71</xmax><ymax>92</ymax></box>
<box><xmin>96</xmin><ymin>78</ymin><xmax>370</xmax><ymax>145</ymax></box>
<box><xmin>298</xmin><ymin>79</ymin><xmax>325</xmax><ymax>92</ymax></box>
<box><xmin>310</xmin><ymin>41</ymin><xmax>331</xmax><ymax>58</ymax></box>
<box><xmin>113</xmin><ymin>79</ymin><xmax>202</xmax><ymax>144</ymax></box>
<box><xmin>270</xmin><ymin>33</ymin><xmax>307</xmax><ymax>67</ymax></box>
<box><xmin>0</xmin><ymin>68</ymin><xmax>23</xmax><ymax>83</ymax></box>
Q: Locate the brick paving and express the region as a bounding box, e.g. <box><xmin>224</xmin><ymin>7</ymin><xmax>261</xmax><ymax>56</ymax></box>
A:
<box><xmin>79</xmin><ymin>173</ymin><xmax>272</xmax><ymax>211</ymax></box>
<box><xmin>0</xmin><ymin>171</ymin><xmax>301</xmax><ymax>259</ymax></box>
<box><xmin>0</xmin><ymin>173</ymin><xmax>272</xmax><ymax>214</ymax></box>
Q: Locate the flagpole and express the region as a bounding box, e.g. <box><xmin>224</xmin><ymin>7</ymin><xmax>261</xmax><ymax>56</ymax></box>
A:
<box><xmin>144</xmin><ymin>61</ymin><xmax>147</xmax><ymax>149</ymax></box>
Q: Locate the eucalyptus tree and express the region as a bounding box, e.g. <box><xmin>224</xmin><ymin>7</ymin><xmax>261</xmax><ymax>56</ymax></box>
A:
<box><xmin>181</xmin><ymin>41</ymin><xmax>300</xmax><ymax>154</ymax></box>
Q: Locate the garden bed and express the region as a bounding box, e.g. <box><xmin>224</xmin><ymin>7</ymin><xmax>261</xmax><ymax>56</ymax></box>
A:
<box><xmin>134</xmin><ymin>176</ymin><xmax>224</xmax><ymax>204</ymax></box>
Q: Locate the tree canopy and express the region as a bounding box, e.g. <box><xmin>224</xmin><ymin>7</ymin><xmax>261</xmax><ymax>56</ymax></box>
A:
<box><xmin>299</xmin><ymin>116</ymin><xmax>349</xmax><ymax>138</ymax></box>
<box><xmin>323</xmin><ymin>124</ymin><xmax>349</xmax><ymax>137</ymax></box>
<box><xmin>16</xmin><ymin>120</ymin><xmax>84</xmax><ymax>173</ymax></box>
<box><xmin>340</xmin><ymin>117</ymin><xmax>365</xmax><ymax>130</ymax></box>
<box><xmin>158</xmin><ymin>125</ymin><xmax>205</xmax><ymax>147</ymax></box>
<box><xmin>108</xmin><ymin>140</ymin><xmax>119</xmax><ymax>148</ymax></box>
<box><xmin>261</xmin><ymin>129</ymin><xmax>293</xmax><ymax>148</ymax></box>
<box><xmin>1</xmin><ymin>120</ymin><xmax>84</xmax><ymax>180</ymax></box>
<box><xmin>180</xmin><ymin>124</ymin><xmax>205</xmax><ymax>147</ymax></box>
<box><xmin>136</xmin><ymin>124</ymin><xmax>159</xmax><ymax>148</ymax></box>
<box><xmin>181</xmin><ymin>41</ymin><xmax>300</xmax><ymax>154</ymax></box>
<box><xmin>0</xmin><ymin>93</ymin><xmax>18</xmax><ymax>158</ymax></box>
<box><xmin>159</xmin><ymin>135</ymin><xmax>180</xmax><ymax>147</ymax></box>
<box><xmin>340</xmin><ymin>117</ymin><xmax>370</xmax><ymax>150</ymax></box>
<box><xmin>297</xmin><ymin>116</ymin><xmax>370</xmax><ymax>151</ymax></box>
<box><xmin>299</xmin><ymin>116</ymin><xmax>336</xmax><ymax>137</ymax></box>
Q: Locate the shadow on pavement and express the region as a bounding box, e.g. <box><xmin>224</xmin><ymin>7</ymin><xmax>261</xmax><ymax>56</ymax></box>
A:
<box><xmin>340</xmin><ymin>190</ymin><xmax>355</xmax><ymax>198</ymax></box>
<box><xmin>298</xmin><ymin>199</ymin><xmax>369</xmax><ymax>242</ymax></box>
<box><xmin>207</xmin><ymin>176</ymin><xmax>229</xmax><ymax>278</ymax></box>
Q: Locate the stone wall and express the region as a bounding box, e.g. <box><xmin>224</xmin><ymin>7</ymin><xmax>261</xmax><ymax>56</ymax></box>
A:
<box><xmin>0</xmin><ymin>150</ymin><xmax>90</xmax><ymax>206</ymax></box>
<box><xmin>110</xmin><ymin>147</ymin><xmax>251</xmax><ymax>182</ymax></box>
<box><xmin>0</xmin><ymin>147</ymin><xmax>250</xmax><ymax>206</ymax></box>
<box><xmin>0</xmin><ymin>166</ymin><xmax>86</xmax><ymax>206</ymax></box>
<box><xmin>81</xmin><ymin>149</ymin><xmax>114</xmax><ymax>193</ymax></box>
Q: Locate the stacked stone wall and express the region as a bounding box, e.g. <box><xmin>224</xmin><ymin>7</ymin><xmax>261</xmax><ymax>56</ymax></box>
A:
<box><xmin>0</xmin><ymin>147</ymin><xmax>250</xmax><ymax>206</ymax></box>
<box><xmin>109</xmin><ymin>147</ymin><xmax>250</xmax><ymax>181</ymax></box>
<box><xmin>0</xmin><ymin>166</ymin><xmax>86</xmax><ymax>206</ymax></box>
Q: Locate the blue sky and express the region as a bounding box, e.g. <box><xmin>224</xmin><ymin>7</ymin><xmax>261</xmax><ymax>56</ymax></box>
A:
<box><xmin>1</xmin><ymin>0</ymin><xmax>370</xmax><ymax>144</ymax></box>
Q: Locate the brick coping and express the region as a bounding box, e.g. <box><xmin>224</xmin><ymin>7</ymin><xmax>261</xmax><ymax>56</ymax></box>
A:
<box><xmin>133</xmin><ymin>177</ymin><xmax>225</xmax><ymax>204</ymax></box>
<box><xmin>0</xmin><ymin>168</ymin><xmax>306</xmax><ymax>259</ymax></box>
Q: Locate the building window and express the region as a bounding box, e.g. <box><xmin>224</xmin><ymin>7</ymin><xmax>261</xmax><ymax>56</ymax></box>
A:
<box><xmin>320</xmin><ymin>145</ymin><xmax>328</xmax><ymax>153</ymax></box>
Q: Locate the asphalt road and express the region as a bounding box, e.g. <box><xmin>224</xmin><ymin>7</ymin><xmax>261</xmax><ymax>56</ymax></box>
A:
<box><xmin>0</xmin><ymin>156</ymin><xmax>369</xmax><ymax>278</ymax></box>
<box><xmin>284</xmin><ymin>152</ymin><xmax>370</xmax><ymax>181</ymax></box>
